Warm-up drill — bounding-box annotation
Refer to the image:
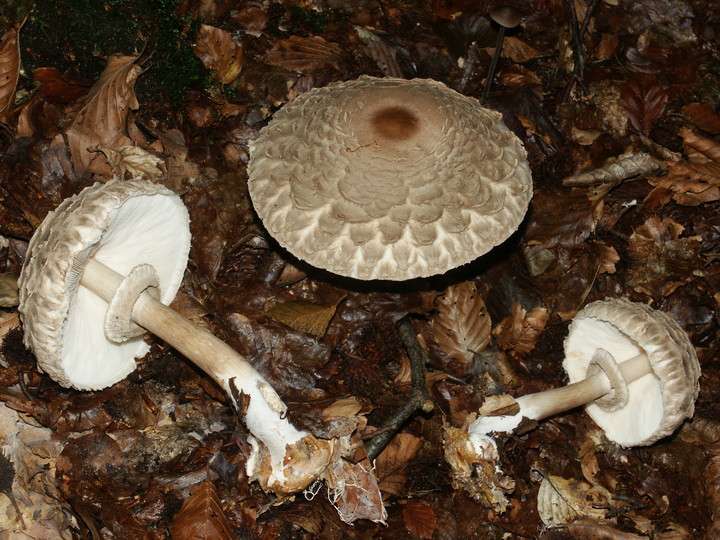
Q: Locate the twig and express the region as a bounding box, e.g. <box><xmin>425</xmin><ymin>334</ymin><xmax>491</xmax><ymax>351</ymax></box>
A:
<box><xmin>562</xmin><ymin>0</ymin><xmax>601</xmax><ymax>102</ymax></box>
<box><xmin>365</xmin><ymin>318</ymin><xmax>434</xmax><ymax>460</ymax></box>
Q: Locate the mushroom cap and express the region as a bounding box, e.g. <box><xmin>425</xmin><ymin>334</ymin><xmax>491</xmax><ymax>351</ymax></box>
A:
<box><xmin>248</xmin><ymin>76</ymin><xmax>532</xmax><ymax>280</ymax></box>
<box><xmin>489</xmin><ymin>6</ymin><xmax>522</xmax><ymax>29</ymax></box>
<box><xmin>18</xmin><ymin>180</ymin><xmax>191</xmax><ymax>390</ymax></box>
<box><xmin>563</xmin><ymin>298</ymin><xmax>700</xmax><ymax>447</ymax></box>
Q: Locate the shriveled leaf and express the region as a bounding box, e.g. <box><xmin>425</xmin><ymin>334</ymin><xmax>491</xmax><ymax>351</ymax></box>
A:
<box><xmin>266</xmin><ymin>296</ymin><xmax>345</xmax><ymax>338</ymax></box>
<box><xmin>502</xmin><ymin>36</ymin><xmax>541</xmax><ymax>63</ymax></box>
<box><xmin>97</xmin><ymin>145</ymin><xmax>163</xmax><ymax>180</ymax></box>
<box><xmin>194</xmin><ymin>24</ymin><xmax>243</xmax><ymax>84</ymax></box>
<box><xmin>436</xmin><ymin>13</ymin><xmax>494</xmax><ymax>60</ymax></box>
<box><xmin>265</xmin><ymin>35</ymin><xmax>345</xmax><ymax>72</ymax></box>
<box><xmin>537</xmin><ymin>474</ymin><xmax>612</xmax><ymax>526</ymax></box>
<box><xmin>626</xmin><ymin>217</ymin><xmax>702</xmax><ymax>297</ymax></box>
<box><xmin>403</xmin><ymin>501</ymin><xmax>436</xmax><ymax>539</ymax></box>
<box><xmin>66</xmin><ymin>54</ymin><xmax>141</xmax><ymax>177</ymax></box>
<box><xmin>682</xmin><ymin>102</ymin><xmax>720</xmax><ymax>134</ymax></box>
<box><xmin>375</xmin><ymin>433</ymin><xmax>423</xmax><ymax>497</ymax></box>
<box><xmin>492</xmin><ymin>303</ymin><xmax>548</xmax><ymax>354</ymax></box>
<box><xmin>433</xmin><ymin>281</ymin><xmax>491</xmax><ymax>369</ymax></box>
<box><xmin>169</xmin><ymin>481</ymin><xmax>233</xmax><ymax>540</ymax></box>
<box><xmin>0</xmin><ymin>27</ymin><xmax>20</xmax><ymax>120</ymax></box>
<box><xmin>620</xmin><ymin>73</ymin><xmax>668</xmax><ymax>134</ymax></box>
<box><xmin>325</xmin><ymin>457</ymin><xmax>387</xmax><ymax>524</ymax></box>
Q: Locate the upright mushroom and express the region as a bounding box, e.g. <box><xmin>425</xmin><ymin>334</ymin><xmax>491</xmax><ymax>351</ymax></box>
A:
<box><xmin>248</xmin><ymin>76</ymin><xmax>532</xmax><ymax>281</ymax></box>
<box><xmin>481</xmin><ymin>6</ymin><xmax>522</xmax><ymax>103</ymax></box>
<box><xmin>18</xmin><ymin>179</ymin><xmax>332</xmax><ymax>495</ymax></box>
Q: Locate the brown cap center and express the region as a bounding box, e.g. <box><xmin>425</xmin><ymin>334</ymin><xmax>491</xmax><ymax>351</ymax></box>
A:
<box><xmin>371</xmin><ymin>106</ymin><xmax>420</xmax><ymax>141</ymax></box>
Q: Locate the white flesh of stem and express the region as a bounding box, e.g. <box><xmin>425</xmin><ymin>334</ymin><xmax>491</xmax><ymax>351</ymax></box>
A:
<box><xmin>80</xmin><ymin>257</ymin><xmax>305</xmax><ymax>484</ymax></box>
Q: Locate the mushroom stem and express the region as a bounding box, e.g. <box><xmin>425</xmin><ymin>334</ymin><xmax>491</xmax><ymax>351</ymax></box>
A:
<box><xmin>514</xmin><ymin>352</ymin><xmax>652</xmax><ymax>421</ymax></box>
<box><xmin>80</xmin><ymin>257</ymin><xmax>332</xmax><ymax>493</ymax></box>
<box><xmin>480</xmin><ymin>26</ymin><xmax>505</xmax><ymax>104</ymax></box>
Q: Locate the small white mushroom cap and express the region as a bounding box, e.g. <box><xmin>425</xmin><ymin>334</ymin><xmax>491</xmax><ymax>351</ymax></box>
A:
<box><xmin>563</xmin><ymin>298</ymin><xmax>700</xmax><ymax>446</ymax></box>
<box><xmin>18</xmin><ymin>180</ymin><xmax>191</xmax><ymax>390</ymax></box>
<box><xmin>248</xmin><ymin>76</ymin><xmax>533</xmax><ymax>280</ymax></box>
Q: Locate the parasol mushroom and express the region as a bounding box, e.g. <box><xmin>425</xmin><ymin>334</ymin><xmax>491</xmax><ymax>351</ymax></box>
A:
<box><xmin>248</xmin><ymin>76</ymin><xmax>532</xmax><ymax>281</ymax></box>
<box><xmin>469</xmin><ymin>298</ymin><xmax>700</xmax><ymax>446</ymax></box>
<box><xmin>18</xmin><ymin>179</ymin><xmax>332</xmax><ymax>495</ymax></box>
<box><xmin>446</xmin><ymin>298</ymin><xmax>700</xmax><ymax>510</ymax></box>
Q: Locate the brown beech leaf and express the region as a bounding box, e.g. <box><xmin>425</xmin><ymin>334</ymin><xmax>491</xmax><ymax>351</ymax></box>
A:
<box><xmin>266</xmin><ymin>296</ymin><xmax>345</xmax><ymax>338</ymax></box>
<box><xmin>492</xmin><ymin>303</ymin><xmax>548</xmax><ymax>354</ymax></box>
<box><xmin>355</xmin><ymin>27</ymin><xmax>405</xmax><ymax>78</ymax></box>
<box><xmin>265</xmin><ymin>35</ymin><xmax>345</xmax><ymax>72</ymax></box>
<box><xmin>682</xmin><ymin>103</ymin><xmax>720</xmax><ymax>135</ymax></box>
<box><xmin>679</xmin><ymin>127</ymin><xmax>720</xmax><ymax>164</ymax></box>
<box><xmin>626</xmin><ymin>217</ymin><xmax>702</xmax><ymax>297</ymax></box>
<box><xmin>0</xmin><ymin>27</ymin><xmax>20</xmax><ymax>120</ymax></box>
<box><xmin>66</xmin><ymin>54</ymin><xmax>141</xmax><ymax>178</ymax></box>
<box><xmin>403</xmin><ymin>501</ymin><xmax>437</xmax><ymax>539</ymax></box>
<box><xmin>169</xmin><ymin>481</ymin><xmax>233</xmax><ymax>540</ymax></box>
<box><xmin>537</xmin><ymin>475</ymin><xmax>612</xmax><ymax>526</ymax></box>
<box><xmin>375</xmin><ymin>432</ymin><xmax>423</xmax><ymax>497</ymax></box>
<box><xmin>194</xmin><ymin>24</ymin><xmax>243</xmax><ymax>84</ymax></box>
<box><xmin>34</xmin><ymin>67</ymin><xmax>88</xmax><ymax>105</ymax></box>
<box><xmin>433</xmin><ymin>281</ymin><xmax>491</xmax><ymax>368</ymax></box>
<box><xmin>620</xmin><ymin>73</ymin><xmax>668</xmax><ymax>134</ymax></box>
<box><xmin>706</xmin><ymin>447</ymin><xmax>720</xmax><ymax>539</ymax></box>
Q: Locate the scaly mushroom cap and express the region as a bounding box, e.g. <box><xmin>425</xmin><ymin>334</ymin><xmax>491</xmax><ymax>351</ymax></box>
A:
<box><xmin>563</xmin><ymin>298</ymin><xmax>700</xmax><ymax>446</ymax></box>
<box><xmin>19</xmin><ymin>180</ymin><xmax>191</xmax><ymax>390</ymax></box>
<box><xmin>248</xmin><ymin>76</ymin><xmax>532</xmax><ymax>280</ymax></box>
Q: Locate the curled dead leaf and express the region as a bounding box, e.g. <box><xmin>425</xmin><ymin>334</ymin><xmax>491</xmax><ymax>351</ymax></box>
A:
<box><xmin>194</xmin><ymin>24</ymin><xmax>243</xmax><ymax>84</ymax></box>
<box><xmin>492</xmin><ymin>303</ymin><xmax>548</xmax><ymax>354</ymax></box>
<box><xmin>66</xmin><ymin>54</ymin><xmax>142</xmax><ymax>178</ymax></box>
<box><xmin>97</xmin><ymin>146</ymin><xmax>163</xmax><ymax>180</ymax></box>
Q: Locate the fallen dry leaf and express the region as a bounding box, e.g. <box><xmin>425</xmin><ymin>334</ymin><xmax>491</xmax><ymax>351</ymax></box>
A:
<box><xmin>626</xmin><ymin>216</ymin><xmax>702</xmax><ymax>297</ymax></box>
<box><xmin>34</xmin><ymin>67</ymin><xmax>88</xmax><ymax>105</ymax></box>
<box><xmin>169</xmin><ymin>481</ymin><xmax>234</xmax><ymax>540</ymax></box>
<box><xmin>402</xmin><ymin>500</ymin><xmax>437</xmax><ymax>539</ymax></box>
<box><xmin>97</xmin><ymin>145</ymin><xmax>163</xmax><ymax>180</ymax></box>
<box><xmin>679</xmin><ymin>127</ymin><xmax>720</xmax><ymax>164</ymax></box>
<box><xmin>66</xmin><ymin>54</ymin><xmax>141</xmax><ymax>178</ymax></box>
<box><xmin>266</xmin><ymin>296</ymin><xmax>345</xmax><ymax>338</ymax></box>
<box><xmin>0</xmin><ymin>27</ymin><xmax>20</xmax><ymax>120</ymax></box>
<box><xmin>375</xmin><ymin>432</ymin><xmax>423</xmax><ymax>497</ymax></box>
<box><xmin>682</xmin><ymin>102</ymin><xmax>720</xmax><ymax>134</ymax></box>
<box><xmin>194</xmin><ymin>24</ymin><xmax>243</xmax><ymax>84</ymax></box>
<box><xmin>620</xmin><ymin>73</ymin><xmax>668</xmax><ymax>135</ymax></box>
<box><xmin>433</xmin><ymin>281</ymin><xmax>491</xmax><ymax>371</ymax></box>
<box><xmin>537</xmin><ymin>474</ymin><xmax>612</xmax><ymax>526</ymax></box>
<box><xmin>492</xmin><ymin>303</ymin><xmax>548</xmax><ymax>354</ymax></box>
<box><xmin>265</xmin><ymin>35</ymin><xmax>345</xmax><ymax>72</ymax></box>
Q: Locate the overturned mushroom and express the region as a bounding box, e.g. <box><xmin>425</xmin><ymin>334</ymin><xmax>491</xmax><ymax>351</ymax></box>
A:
<box><xmin>448</xmin><ymin>298</ymin><xmax>700</xmax><ymax>509</ymax></box>
<box><xmin>248</xmin><ymin>76</ymin><xmax>532</xmax><ymax>281</ymax></box>
<box><xmin>472</xmin><ymin>298</ymin><xmax>700</xmax><ymax>445</ymax></box>
<box><xmin>18</xmin><ymin>179</ymin><xmax>332</xmax><ymax>495</ymax></box>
